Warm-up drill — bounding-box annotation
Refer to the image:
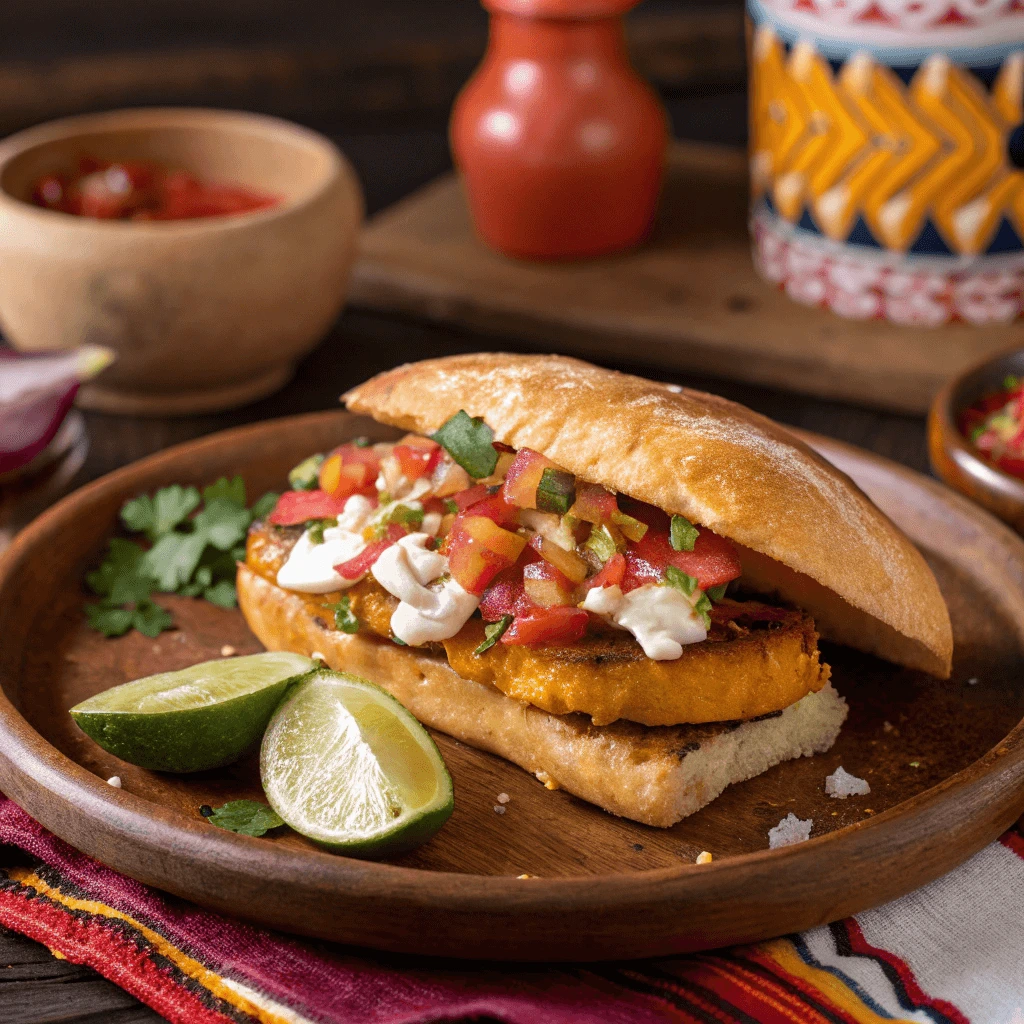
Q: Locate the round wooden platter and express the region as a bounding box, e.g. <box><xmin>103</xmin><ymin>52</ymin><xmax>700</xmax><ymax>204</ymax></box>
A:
<box><xmin>1</xmin><ymin>410</ymin><xmax>1023</xmax><ymax>962</ymax></box>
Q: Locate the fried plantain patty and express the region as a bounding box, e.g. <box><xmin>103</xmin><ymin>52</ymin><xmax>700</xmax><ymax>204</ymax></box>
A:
<box><xmin>246</xmin><ymin>522</ymin><xmax>829</xmax><ymax>726</ymax></box>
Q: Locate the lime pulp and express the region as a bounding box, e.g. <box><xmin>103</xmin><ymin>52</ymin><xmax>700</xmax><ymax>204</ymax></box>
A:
<box><xmin>259</xmin><ymin>669</ymin><xmax>454</xmax><ymax>857</ymax></box>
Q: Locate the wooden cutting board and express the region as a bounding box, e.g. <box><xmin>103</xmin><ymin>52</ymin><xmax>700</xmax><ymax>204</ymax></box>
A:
<box><xmin>348</xmin><ymin>142</ymin><xmax>1024</xmax><ymax>415</ymax></box>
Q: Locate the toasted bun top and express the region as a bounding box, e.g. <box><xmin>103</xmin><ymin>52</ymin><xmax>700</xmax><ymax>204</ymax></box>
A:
<box><xmin>344</xmin><ymin>354</ymin><xmax>952</xmax><ymax>677</ymax></box>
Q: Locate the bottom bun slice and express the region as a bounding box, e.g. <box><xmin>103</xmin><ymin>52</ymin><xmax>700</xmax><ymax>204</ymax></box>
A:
<box><xmin>239</xmin><ymin>565</ymin><xmax>847</xmax><ymax>827</ymax></box>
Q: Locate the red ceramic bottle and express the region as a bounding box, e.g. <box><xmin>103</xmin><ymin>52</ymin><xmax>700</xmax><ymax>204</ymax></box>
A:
<box><xmin>451</xmin><ymin>0</ymin><xmax>668</xmax><ymax>261</ymax></box>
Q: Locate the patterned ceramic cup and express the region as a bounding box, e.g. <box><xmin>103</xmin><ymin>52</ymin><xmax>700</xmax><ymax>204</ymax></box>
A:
<box><xmin>748</xmin><ymin>0</ymin><xmax>1024</xmax><ymax>325</ymax></box>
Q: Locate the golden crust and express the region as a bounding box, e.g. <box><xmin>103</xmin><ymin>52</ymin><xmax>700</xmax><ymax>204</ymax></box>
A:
<box><xmin>344</xmin><ymin>353</ymin><xmax>952</xmax><ymax>677</ymax></box>
<box><xmin>442</xmin><ymin>611</ymin><xmax>829</xmax><ymax>726</ymax></box>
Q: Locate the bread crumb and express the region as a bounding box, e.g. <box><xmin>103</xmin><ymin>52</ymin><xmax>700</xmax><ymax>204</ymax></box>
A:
<box><xmin>220</xmin><ymin>644</ymin><xmax>236</xmax><ymax>657</ymax></box>
<box><xmin>107</xmin><ymin>776</ymin><xmax>122</xmax><ymax>788</ymax></box>
<box><xmin>493</xmin><ymin>805</ymin><xmax>506</xmax><ymax>815</ymax></box>
<box><xmin>768</xmin><ymin>813</ymin><xmax>812</xmax><ymax>849</ymax></box>
<box><xmin>882</xmin><ymin>721</ymin><xmax>894</xmax><ymax>733</ymax></box>
<box><xmin>535</xmin><ymin>771</ymin><xmax>559</xmax><ymax>790</ymax></box>
<box><xmin>825</xmin><ymin>766</ymin><xmax>870</xmax><ymax>799</ymax></box>
<box><xmin>517</xmin><ymin>873</ymin><xmax>538</xmax><ymax>879</ymax></box>
<box><xmin>909</xmin><ymin>761</ymin><xmax>921</xmax><ymax>768</ymax></box>
<box><xmin>696</xmin><ymin>851</ymin><xmax>713</xmax><ymax>864</ymax></box>
<box><xmin>496</xmin><ymin>793</ymin><xmax>510</xmax><ymax>804</ymax></box>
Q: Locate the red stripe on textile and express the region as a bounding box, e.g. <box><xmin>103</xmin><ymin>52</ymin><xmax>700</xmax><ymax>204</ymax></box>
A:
<box><xmin>688</xmin><ymin>957</ymin><xmax>829</xmax><ymax>1024</ymax></box>
<box><xmin>842</xmin><ymin>920</ymin><xmax>969</xmax><ymax>1024</ymax></box>
<box><xmin>739</xmin><ymin>948</ymin><xmax>861</xmax><ymax>1024</ymax></box>
<box><xmin>0</xmin><ymin>881</ymin><xmax>240</xmax><ymax>1024</ymax></box>
<box><xmin>1000</xmin><ymin>828</ymin><xmax>1024</xmax><ymax>860</ymax></box>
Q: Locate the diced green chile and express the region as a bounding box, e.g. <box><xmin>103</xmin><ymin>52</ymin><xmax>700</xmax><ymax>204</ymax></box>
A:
<box><xmin>536</xmin><ymin>468</ymin><xmax>576</xmax><ymax>516</ymax></box>
<box><xmin>327</xmin><ymin>596</ymin><xmax>359</xmax><ymax>634</ymax></box>
<box><xmin>475</xmin><ymin>614</ymin><xmax>513</xmax><ymax>654</ymax></box>
<box><xmin>670</xmin><ymin>515</ymin><xmax>700</xmax><ymax>552</ymax></box>
<box><xmin>431</xmin><ymin>410</ymin><xmax>498</xmax><ymax>479</ymax></box>
<box><xmin>288</xmin><ymin>454</ymin><xmax>325</xmax><ymax>491</ymax></box>
<box><xmin>584</xmin><ymin>524</ymin><xmax>618</xmax><ymax>562</ymax></box>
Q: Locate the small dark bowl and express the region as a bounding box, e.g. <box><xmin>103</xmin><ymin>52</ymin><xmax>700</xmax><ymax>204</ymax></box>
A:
<box><xmin>928</xmin><ymin>347</ymin><xmax>1024</xmax><ymax>533</ymax></box>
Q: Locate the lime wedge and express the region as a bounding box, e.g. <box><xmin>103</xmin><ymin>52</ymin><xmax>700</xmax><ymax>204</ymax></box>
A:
<box><xmin>260</xmin><ymin>669</ymin><xmax>454</xmax><ymax>857</ymax></box>
<box><xmin>71</xmin><ymin>652</ymin><xmax>315</xmax><ymax>772</ymax></box>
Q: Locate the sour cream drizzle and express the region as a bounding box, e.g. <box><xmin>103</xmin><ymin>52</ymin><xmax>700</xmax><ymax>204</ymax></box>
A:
<box><xmin>371</xmin><ymin>534</ymin><xmax>480</xmax><ymax>646</ymax></box>
<box><xmin>581</xmin><ymin>583</ymin><xmax>707</xmax><ymax>660</ymax></box>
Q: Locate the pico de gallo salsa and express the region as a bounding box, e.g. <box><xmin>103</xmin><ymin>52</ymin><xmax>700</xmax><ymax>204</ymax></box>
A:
<box><xmin>959</xmin><ymin>374</ymin><xmax>1024</xmax><ymax>480</ymax></box>
<box><xmin>263</xmin><ymin>410</ymin><xmax>745</xmax><ymax>652</ymax></box>
<box><xmin>31</xmin><ymin>156</ymin><xmax>280</xmax><ymax>221</ymax></box>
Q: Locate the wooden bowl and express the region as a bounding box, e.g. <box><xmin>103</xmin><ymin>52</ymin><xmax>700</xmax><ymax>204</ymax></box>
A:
<box><xmin>928</xmin><ymin>348</ymin><xmax>1024</xmax><ymax>533</ymax></box>
<box><xmin>0</xmin><ymin>108</ymin><xmax>363</xmax><ymax>415</ymax></box>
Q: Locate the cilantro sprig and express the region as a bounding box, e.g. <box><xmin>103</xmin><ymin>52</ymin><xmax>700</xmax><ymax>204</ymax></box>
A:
<box><xmin>85</xmin><ymin>476</ymin><xmax>279</xmax><ymax>638</ymax></box>
<box><xmin>205</xmin><ymin>800</ymin><xmax>285</xmax><ymax>837</ymax></box>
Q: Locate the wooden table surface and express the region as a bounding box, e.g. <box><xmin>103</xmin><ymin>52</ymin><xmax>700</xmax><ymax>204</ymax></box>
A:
<box><xmin>0</xmin><ymin>102</ymin><xmax>932</xmax><ymax>1024</ymax></box>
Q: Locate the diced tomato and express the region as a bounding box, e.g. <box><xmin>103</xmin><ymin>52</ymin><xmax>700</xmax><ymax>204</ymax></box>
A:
<box><xmin>448</xmin><ymin>483</ymin><xmax>491</xmax><ymax>512</ymax></box>
<box><xmin>503</xmin><ymin>448</ymin><xmax>556</xmax><ymax>509</ymax></box>
<box><xmin>528</xmin><ymin>533</ymin><xmax>589</xmax><ymax>583</ymax></box>
<box><xmin>319</xmin><ymin>444</ymin><xmax>381</xmax><ymax>501</ymax></box>
<box><xmin>334</xmin><ymin>523</ymin><xmax>406</xmax><ymax>580</ymax></box>
<box><xmin>459</xmin><ymin>490</ymin><xmax>520</xmax><ymax>529</ymax></box>
<box><xmin>503</xmin><ymin>606</ymin><xmax>589</xmax><ymax>646</ymax></box>
<box><xmin>522</xmin><ymin>559</ymin><xmax>576</xmax><ymax>606</ymax></box>
<box><xmin>447</xmin><ymin>513</ymin><xmax>527</xmax><ymax>594</ymax></box>
<box><xmin>268</xmin><ymin>490</ymin><xmax>351</xmax><ymax>526</ymax></box>
<box><xmin>393</xmin><ymin>439</ymin><xmax>443</xmax><ymax>480</ymax></box>
<box><xmin>622</xmin><ymin>526</ymin><xmax>742</xmax><ymax>593</ymax></box>
<box><xmin>579</xmin><ymin>552</ymin><xmax>626</xmax><ymax>594</ymax></box>
<box><xmin>569</xmin><ymin>482</ymin><xmax>618</xmax><ymax>524</ymax></box>
<box><xmin>480</xmin><ymin>567</ymin><xmax>537</xmax><ymax>621</ymax></box>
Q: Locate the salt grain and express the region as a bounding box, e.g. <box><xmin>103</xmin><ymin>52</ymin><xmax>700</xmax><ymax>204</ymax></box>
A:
<box><xmin>825</xmin><ymin>766</ymin><xmax>871</xmax><ymax>799</ymax></box>
<box><xmin>496</xmin><ymin>793</ymin><xmax>510</xmax><ymax>804</ymax></box>
<box><xmin>493</xmin><ymin>805</ymin><xmax>506</xmax><ymax>815</ymax></box>
<box><xmin>107</xmin><ymin>776</ymin><xmax>122</xmax><ymax>788</ymax></box>
<box><xmin>220</xmin><ymin>644</ymin><xmax>236</xmax><ymax>657</ymax></box>
<box><xmin>768</xmin><ymin>813</ymin><xmax>813</xmax><ymax>849</ymax></box>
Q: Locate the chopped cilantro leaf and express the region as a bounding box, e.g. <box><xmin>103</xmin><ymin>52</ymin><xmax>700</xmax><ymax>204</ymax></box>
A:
<box><xmin>353</xmin><ymin>436</ymin><xmax>372</xmax><ymax>448</ymax></box>
<box><xmin>443</xmin><ymin>498</ymin><xmax>459</xmax><ymax>515</ymax></box>
<box><xmin>392</xmin><ymin>636</ymin><xmax>408</xmax><ymax>646</ymax></box>
<box><xmin>203</xmin><ymin>580</ymin><xmax>238</xmax><ymax>608</ymax></box>
<box><xmin>432</xmin><ymin>410</ymin><xmax>498</xmax><ymax>479</ymax></box>
<box><xmin>86</xmin><ymin>538</ymin><xmax>147</xmax><ymax>597</ymax></box>
<box><xmin>131</xmin><ymin>602</ymin><xmax>175</xmax><ymax>637</ymax></box>
<box><xmin>85</xmin><ymin>477</ymin><xmax>281</xmax><ymax>638</ymax></box>
<box><xmin>307</xmin><ymin>517</ymin><xmax>337</xmax><ymax>544</ymax></box>
<box><xmin>120</xmin><ymin>485</ymin><xmax>201</xmax><ymax>542</ymax></box>
<box><xmin>706</xmin><ymin>583</ymin><xmax>728</xmax><ymax>601</ymax></box>
<box><xmin>693</xmin><ymin>592</ymin><xmax>712</xmax><ymax>630</ymax></box>
<box><xmin>202</xmin><ymin>475</ymin><xmax>247</xmax><ymax>508</ymax></box>
<box><xmin>85</xmin><ymin>604</ymin><xmax>135</xmax><ymax>637</ymax></box>
<box><xmin>670</xmin><ymin>515</ymin><xmax>699</xmax><ymax>552</ymax></box>
<box><xmin>207</xmin><ymin>800</ymin><xmax>285</xmax><ymax>837</ymax></box>
<box><xmin>249</xmin><ymin>491</ymin><xmax>280</xmax><ymax>521</ymax></box>
<box><xmin>475</xmin><ymin>615</ymin><xmax>512</xmax><ymax>654</ymax></box>
<box><xmin>327</xmin><ymin>595</ymin><xmax>359</xmax><ymax>634</ymax></box>
<box><xmin>665</xmin><ymin>565</ymin><xmax>698</xmax><ymax>596</ymax></box>
<box><xmin>193</xmin><ymin>498</ymin><xmax>251</xmax><ymax>551</ymax></box>
<box><xmin>143</xmin><ymin>532</ymin><xmax>207</xmax><ymax>592</ymax></box>
<box><xmin>374</xmin><ymin>504</ymin><xmax>424</xmax><ymax>538</ymax></box>
<box><xmin>1004</xmin><ymin>375</ymin><xmax>1020</xmax><ymax>391</ymax></box>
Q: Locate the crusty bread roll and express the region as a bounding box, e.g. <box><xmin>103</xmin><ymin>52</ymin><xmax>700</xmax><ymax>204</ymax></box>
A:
<box><xmin>238</xmin><ymin>565</ymin><xmax>848</xmax><ymax>827</ymax></box>
<box><xmin>345</xmin><ymin>353</ymin><xmax>952</xmax><ymax>678</ymax></box>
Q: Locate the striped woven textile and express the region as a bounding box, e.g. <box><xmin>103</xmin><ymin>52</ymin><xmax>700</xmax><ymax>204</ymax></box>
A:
<box><xmin>1</xmin><ymin>796</ymin><xmax>1021</xmax><ymax>1024</ymax></box>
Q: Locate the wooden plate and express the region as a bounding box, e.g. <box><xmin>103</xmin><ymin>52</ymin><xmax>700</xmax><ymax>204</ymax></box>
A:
<box><xmin>1</xmin><ymin>411</ymin><xmax>1023</xmax><ymax>962</ymax></box>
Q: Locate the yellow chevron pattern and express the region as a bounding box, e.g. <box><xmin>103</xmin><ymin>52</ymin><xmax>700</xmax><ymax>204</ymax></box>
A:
<box><xmin>750</xmin><ymin>27</ymin><xmax>1024</xmax><ymax>255</ymax></box>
